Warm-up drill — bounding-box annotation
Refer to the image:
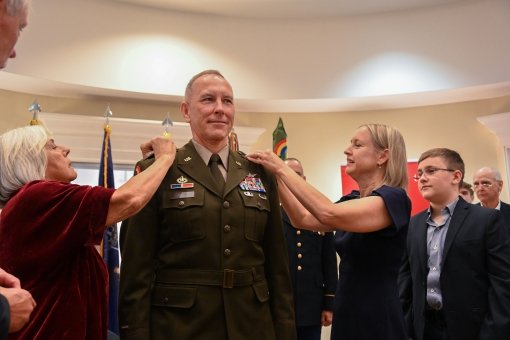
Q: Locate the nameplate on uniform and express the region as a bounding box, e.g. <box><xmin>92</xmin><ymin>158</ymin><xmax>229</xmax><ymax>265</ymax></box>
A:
<box><xmin>239</xmin><ymin>174</ymin><xmax>266</xmax><ymax>193</ymax></box>
<box><xmin>168</xmin><ymin>191</ymin><xmax>195</xmax><ymax>199</ymax></box>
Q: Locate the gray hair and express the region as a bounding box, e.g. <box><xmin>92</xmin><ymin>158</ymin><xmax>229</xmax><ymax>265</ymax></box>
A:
<box><xmin>184</xmin><ymin>70</ymin><xmax>225</xmax><ymax>101</ymax></box>
<box><xmin>477</xmin><ymin>166</ymin><xmax>502</xmax><ymax>181</ymax></box>
<box><xmin>0</xmin><ymin>125</ymin><xmax>50</xmax><ymax>205</ymax></box>
<box><xmin>4</xmin><ymin>0</ymin><xmax>30</xmax><ymax>16</ymax></box>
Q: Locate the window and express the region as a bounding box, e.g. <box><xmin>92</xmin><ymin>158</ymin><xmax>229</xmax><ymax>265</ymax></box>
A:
<box><xmin>73</xmin><ymin>162</ymin><xmax>134</xmax><ymax>263</ymax></box>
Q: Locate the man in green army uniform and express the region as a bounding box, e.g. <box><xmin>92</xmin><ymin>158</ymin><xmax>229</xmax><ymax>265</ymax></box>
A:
<box><xmin>118</xmin><ymin>70</ymin><xmax>297</xmax><ymax>340</ymax></box>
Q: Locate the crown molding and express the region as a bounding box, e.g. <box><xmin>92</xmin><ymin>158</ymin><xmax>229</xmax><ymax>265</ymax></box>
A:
<box><xmin>477</xmin><ymin>112</ymin><xmax>510</xmax><ymax>147</ymax></box>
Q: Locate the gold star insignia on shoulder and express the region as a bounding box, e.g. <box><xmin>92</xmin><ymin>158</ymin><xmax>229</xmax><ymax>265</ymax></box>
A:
<box><xmin>235</xmin><ymin>160</ymin><xmax>242</xmax><ymax>167</ymax></box>
<box><xmin>184</xmin><ymin>156</ymin><xmax>192</xmax><ymax>162</ymax></box>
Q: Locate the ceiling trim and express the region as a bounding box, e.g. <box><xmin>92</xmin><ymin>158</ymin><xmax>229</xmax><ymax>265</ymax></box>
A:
<box><xmin>111</xmin><ymin>0</ymin><xmax>474</xmax><ymax>19</ymax></box>
<box><xmin>477</xmin><ymin>112</ymin><xmax>510</xmax><ymax>147</ymax></box>
<box><xmin>3</xmin><ymin>73</ymin><xmax>510</xmax><ymax>113</ymax></box>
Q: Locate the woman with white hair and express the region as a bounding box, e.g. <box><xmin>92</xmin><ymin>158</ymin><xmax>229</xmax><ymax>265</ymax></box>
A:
<box><xmin>0</xmin><ymin>124</ymin><xmax>175</xmax><ymax>339</ymax></box>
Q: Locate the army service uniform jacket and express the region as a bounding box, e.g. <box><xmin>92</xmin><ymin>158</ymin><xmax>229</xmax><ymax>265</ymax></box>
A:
<box><xmin>119</xmin><ymin>141</ymin><xmax>297</xmax><ymax>340</ymax></box>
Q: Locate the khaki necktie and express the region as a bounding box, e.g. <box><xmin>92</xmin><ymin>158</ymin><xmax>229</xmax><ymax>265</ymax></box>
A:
<box><xmin>209</xmin><ymin>154</ymin><xmax>225</xmax><ymax>192</ymax></box>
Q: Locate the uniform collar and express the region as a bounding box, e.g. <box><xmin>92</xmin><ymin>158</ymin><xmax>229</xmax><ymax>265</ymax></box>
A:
<box><xmin>191</xmin><ymin>139</ymin><xmax>229</xmax><ymax>168</ymax></box>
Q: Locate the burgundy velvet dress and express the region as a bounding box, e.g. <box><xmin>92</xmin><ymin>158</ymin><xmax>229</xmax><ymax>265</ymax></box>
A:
<box><xmin>0</xmin><ymin>180</ymin><xmax>114</xmax><ymax>339</ymax></box>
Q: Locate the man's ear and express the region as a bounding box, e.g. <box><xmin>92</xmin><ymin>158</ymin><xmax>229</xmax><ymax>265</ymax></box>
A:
<box><xmin>497</xmin><ymin>180</ymin><xmax>504</xmax><ymax>193</ymax></box>
<box><xmin>180</xmin><ymin>102</ymin><xmax>191</xmax><ymax>123</ymax></box>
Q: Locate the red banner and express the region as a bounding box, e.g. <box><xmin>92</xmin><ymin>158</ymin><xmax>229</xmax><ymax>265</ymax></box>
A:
<box><xmin>340</xmin><ymin>161</ymin><xmax>428</xmax><ymax>216</ymax></box>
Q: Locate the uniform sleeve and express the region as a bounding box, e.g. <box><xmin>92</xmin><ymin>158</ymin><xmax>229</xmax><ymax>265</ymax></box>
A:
<box><xmin>373</xmin><ymin>186</ymin><xmax>411</xmax><ymax>231</ymax></box>
<box><xmin>261</xmin><ymin>169</ymin><xmax>298</xmax><ymax>340</ymax></box>
<box><xmin>118</xmin><ymin>159</ymin><xmax>159</xmax><ymax>340</ymax></box>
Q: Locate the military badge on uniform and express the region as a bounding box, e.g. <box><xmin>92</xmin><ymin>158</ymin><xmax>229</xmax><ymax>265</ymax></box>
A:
<box><xmin>239</xmin><ymin>174</ymin><xmax>266</xmax><ymax>193</ymax></box>
<box><xmin>171</xmin><ymin>176</ymin><xmax>194</xmax><ymax>189</ymax></box>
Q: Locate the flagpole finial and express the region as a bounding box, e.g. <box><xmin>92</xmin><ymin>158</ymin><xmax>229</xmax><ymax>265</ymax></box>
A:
<box><xmin>104</xmin><ymin>105</ymin><xmax>113</xmax><ymax>132</ymax></box>
<box><xmin>28</xmin><ymin>99</ymin><xmax>42</xmax><ymax>125</ymax></box>
<box><xmin>162</xmin><ymin>112</ymin><xmax>173</xmax><ymax>138</ymax></box>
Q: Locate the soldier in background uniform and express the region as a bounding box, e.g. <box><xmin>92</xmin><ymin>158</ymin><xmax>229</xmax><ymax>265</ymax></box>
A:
<box><xmin>282</xmin><ymin>158</ymin><xmax>337</xmax><ymax>340</ymax></box>
<box><xmin>118</xmin><ymin>70</ymin><xmax>297</xmax><ymax>340</ymax></box>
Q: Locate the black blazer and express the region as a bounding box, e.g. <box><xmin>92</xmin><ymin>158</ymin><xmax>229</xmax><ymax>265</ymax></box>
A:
<box><xmin>475</xmin><ymin>201</ymin><xmax>510</xmax><ymax>234</ymax></box>
<box><xmin>399</xmin><ymin>198</ymin><xmax>510</xmax><ymax>340</ymax></box>
<box><xmin>0</xmin><ymin>294</ymin><xmax>8</xmax><ymax>340</ymax></box>
<box><xmin>498</xmin><ymin>201</ymin><xmax>510</xmax><ymax>232</ymax></box>
<box><xmin>281</xmin><ymin>208</ymin><xmax>337</xmax><ymax>327</ymax></box>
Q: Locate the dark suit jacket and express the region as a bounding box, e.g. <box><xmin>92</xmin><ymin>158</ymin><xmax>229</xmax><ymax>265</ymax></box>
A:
<box><xmin>476</xmin><ymin>201</ymin><xmax>510</xmax><ymax>234</ymax></box>
<box><xmin>498</xmin><ymin>201</ymin><xmax>510</xmax><ymax>233</ymax></box>
<box><xmin>119</xmin><ymin>141</ymin><xmax>296</xmax><ymax>340</ymax></box>
<box><xmin>281</xmin><ymin>209</ymin><xmax>337</xmax><ymax>327</ymax></box>
<box><xmin>0</xmin><ymin>294</ymin><xmax>8</xmax><ymax>340</ymax></box>
<box><xmin>500</xmin><ymin>201</ymin><xmax>510</xmax><ymax>222</ymax></box>
<box><xmin>399</xmin><ymin>198</ymin><xmax>510</xmax><ymax>340</ymax></box>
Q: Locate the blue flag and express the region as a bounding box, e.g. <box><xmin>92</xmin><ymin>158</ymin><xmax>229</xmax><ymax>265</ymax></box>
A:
<box><xmin>98</xmin><ymin>126</ymin><xmax>120</xmax><ymax>336</ymax></box>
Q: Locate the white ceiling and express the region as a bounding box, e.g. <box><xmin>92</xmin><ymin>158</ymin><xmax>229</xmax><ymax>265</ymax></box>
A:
<box><xmin>1</xmin><ymin>0</ymin><xmax>509</xmax><ymax>112</ymax></box>
<box><xmin>112</xmin><ymin>0</ymin><xmax>474</xmax><ymax>19</ymax></box>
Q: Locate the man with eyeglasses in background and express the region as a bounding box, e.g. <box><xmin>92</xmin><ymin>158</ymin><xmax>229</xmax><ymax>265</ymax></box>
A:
<box><xmin>473</xmin><ymin>167</ymin><xmax>510</xmax><ymax>230</ymax></box>
<box><xmin>399</xmin><ymin>148</ymin><xmax>510</xmax><ymax>340</ymax></box>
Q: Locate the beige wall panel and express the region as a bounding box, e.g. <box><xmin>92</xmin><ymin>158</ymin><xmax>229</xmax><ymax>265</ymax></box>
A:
<box><xmin>1</xmin><ymin>90</ymin><xmax>509</xmax><ymax>202</ymax></box>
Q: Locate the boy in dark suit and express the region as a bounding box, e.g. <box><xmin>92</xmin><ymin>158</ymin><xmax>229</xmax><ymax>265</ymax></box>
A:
<box><xmin>399</xmin><ymin>148</ymin><xmax>510</xmax><ymax>340</ymax></box>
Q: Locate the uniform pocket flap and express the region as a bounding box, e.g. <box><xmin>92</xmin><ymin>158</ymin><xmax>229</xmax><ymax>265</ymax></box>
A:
<box><xmin>240</xmin><ymin>192</ymin><xmax>271</xmax><ymax>212</ymax></box>
<box><xmin>151</xmin><ymin>285</ymin><xmax>197</xmax><ymax>308</ymax></box>
<box><xmin>162</xmin><ymin>186</ymin><xmax>205</xmax><ymax>209</ymax></box>
<box><xmin>252</xmin><ymin>281</ymin><xmax>270</xmax><ymax>303</ymax></box>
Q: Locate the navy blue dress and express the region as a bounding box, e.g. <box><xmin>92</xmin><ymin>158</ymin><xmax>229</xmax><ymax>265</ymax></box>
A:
<box><xmin>331</xmin><ymin>185</ymin><xmax>411</xmax><ymax>340</ymax></box>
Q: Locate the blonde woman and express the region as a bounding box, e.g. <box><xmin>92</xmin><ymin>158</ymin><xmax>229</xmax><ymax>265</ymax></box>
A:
<box><xmin>248</xmin><ymin>124</ymin><xmax>411</xmax><ymax>340</ymax></box>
